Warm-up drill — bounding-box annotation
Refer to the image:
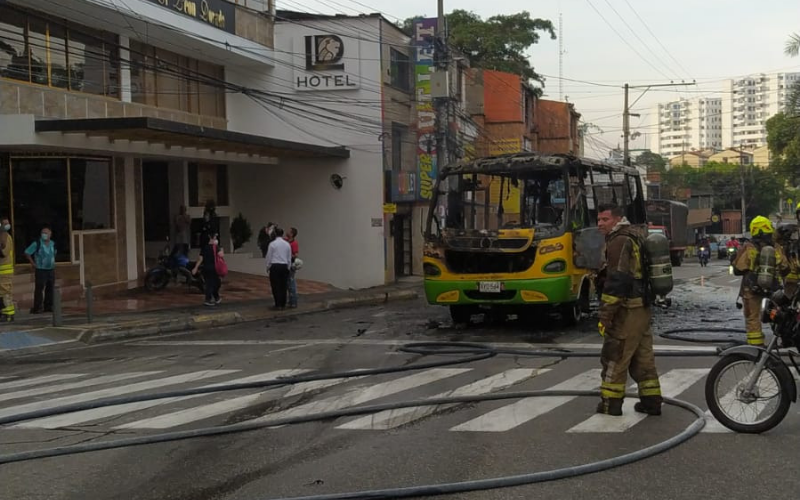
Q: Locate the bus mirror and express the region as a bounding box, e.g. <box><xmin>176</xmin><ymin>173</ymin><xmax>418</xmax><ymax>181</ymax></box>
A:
<box><xmin>574</xmin><ymin>227</ymin><xmax>605</xmax><ymax>270</ymax></box>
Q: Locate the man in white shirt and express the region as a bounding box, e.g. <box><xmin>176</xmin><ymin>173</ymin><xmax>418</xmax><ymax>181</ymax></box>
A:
<box><xmin>265</xmin><ymin>227</ymin><xmax>292</xmax><ymax>310</ymax></box>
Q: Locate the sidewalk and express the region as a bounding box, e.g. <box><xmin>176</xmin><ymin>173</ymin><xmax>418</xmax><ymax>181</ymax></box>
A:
<box><xmin>0</xmin><ymin>272</ymin><xmax>421</xmax><ymax>356</ymax></box>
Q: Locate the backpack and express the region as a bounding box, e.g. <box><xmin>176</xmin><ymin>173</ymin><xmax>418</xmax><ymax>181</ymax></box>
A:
<box><xmin>213</xmin><ymin>244</ymin><xmax>228</xmax><ymax>278</ymax></box>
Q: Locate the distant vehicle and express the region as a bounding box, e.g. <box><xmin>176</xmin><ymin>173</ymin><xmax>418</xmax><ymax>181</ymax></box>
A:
<box><xmin>646</xmin><ymin>199</ymin><xmax>689</xmax><ymax>267</ymax></box>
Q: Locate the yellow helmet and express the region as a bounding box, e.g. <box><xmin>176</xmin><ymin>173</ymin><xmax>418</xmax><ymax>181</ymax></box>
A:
<box><xmin>749</xmin><ymin>216</ymin><xmax>774</xmax><ymax>236</ymax></box>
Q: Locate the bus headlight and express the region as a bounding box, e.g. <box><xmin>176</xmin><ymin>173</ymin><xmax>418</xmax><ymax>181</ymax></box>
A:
<box><xmin>424</xmin><ymin>263</ymin><xmax>442</xmax><ymax>276</ymax></box>
<box><xmin>543</xmin><ymin>259</ymin><xmax>567</xmax><ymax>274</ymax></box>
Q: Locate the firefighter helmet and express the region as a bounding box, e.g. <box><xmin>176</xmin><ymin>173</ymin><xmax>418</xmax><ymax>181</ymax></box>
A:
<box><xmin>750</xmin><ymin>216</ymin><xmax>774</xmax><ymax>237</ymax></box>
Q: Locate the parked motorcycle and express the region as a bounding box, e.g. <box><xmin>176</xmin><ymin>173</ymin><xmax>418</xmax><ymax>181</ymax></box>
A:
<box><xmin>705</xmin><ymin>288</ymin><xmax>800</xmax><ymax>433</ymax></box>
<box><xmin>698</xmin><ymin>246</ymin><xmax>710</xmax><ymax>267</ymax></box>
<box><xmin>144</xmin><ymin>240</ymin><xmax>204</xmax><ymax>292</ymax></box>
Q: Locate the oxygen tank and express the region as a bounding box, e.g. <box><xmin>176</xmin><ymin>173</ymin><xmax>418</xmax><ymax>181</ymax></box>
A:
<box><xmin>645</xmin><ymin>232</ymin><xmax>673</xmax><ymax>296</ymax></box>
<box><xmin>756</xmin><ymin>245</ymin><xmax>777</xmax><ymax>291</ymax></box>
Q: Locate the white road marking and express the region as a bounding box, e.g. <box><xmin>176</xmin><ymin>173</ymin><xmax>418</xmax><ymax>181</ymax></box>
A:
<box><xmin>130</xmin><ymin>339</ymin><xmax>716</xmax><ymax>353</ymax></box>
<box><xmin>451</xmin><ymin>370</ymin><xmax>602</xmax><ymax>432</ymax></box>
<box><xmin>568</xmin><ymin>369</ymin><xmax>708</xmax><ymax>433</ymax></box>
<box><xmin>0</xmin><ymin>370</ymin><xmax>237</xmax><ymax>420</ymax></box>
<box><xmin>338</xmin><ymin>369</ymin><xmax>544</xmax><ymax>430</ymax></box>
<box><xmin>0</xmin><ymin>374</ymin><xmax>87</xmax><ymax>392</ymax></box>
<box><xmin>0</xmin><ymin>372</ymin><xmax>161</xmax><ymax>403</ymax></box>
<box><xmin>14</xmin><ymin>370</ymin><xmax>307</xmax><ymax>429</ymax></box>
<box><xmin>252</xmin><ymin>368</ymin><xmax>471</xmax><ymax>426</ymax></box>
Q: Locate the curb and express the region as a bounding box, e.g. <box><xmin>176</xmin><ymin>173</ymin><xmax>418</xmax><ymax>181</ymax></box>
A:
<box><xmin>3</xmin><ymin>289</ymin><xmax>420</xmax><ymax>354</ymax></box>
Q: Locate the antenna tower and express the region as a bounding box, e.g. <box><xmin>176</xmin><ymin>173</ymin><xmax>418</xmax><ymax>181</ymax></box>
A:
<box><xmin>558</xmin><ymin>12</ymin><xmax>564</xmax><ymax>101</ymax></box>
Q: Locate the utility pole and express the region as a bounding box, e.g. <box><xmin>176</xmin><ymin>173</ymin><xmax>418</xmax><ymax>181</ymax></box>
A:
<box><xmin>623</xmin><ymin>81</ymin><xmax>697</xmax><ymax>167</ymax></box>
<box><xmin>435</xmin><ymin>0</ymin><xmax>447</xmax><ymax>173</ymax></box>
<box><xmin>739</xmin><ymin>145</ymin><xmax>746</xmax><ymax>234</ymax></box>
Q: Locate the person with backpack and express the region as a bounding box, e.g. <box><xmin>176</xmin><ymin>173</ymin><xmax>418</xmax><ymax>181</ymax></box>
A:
<box><xmin>191</xmin><ymin>233</ymin><xmax>226</xmax><ymax>306</ymax></box>
<box><xmin>24</xmin><ymin>225</ymin><xmax>56</xmax><ymax>314</ymax></box>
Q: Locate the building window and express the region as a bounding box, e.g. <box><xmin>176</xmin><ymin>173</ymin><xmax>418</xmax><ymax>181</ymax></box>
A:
<box><xmin>391</xmin><ymin>123</ymin><xmax>406</xmax><ymax>170</ymax></box>
<box><xmin>389</xmin><ymin>49</ymin><xmax>411</xmax><ymax>91</ymax></box>
<box><xmin>188</xmin><ymin>163</ymin><xmax>229</xmax><ymax>207</ymax></box>
<box><xmin>0</xmin><ymin>5</ymin><xmax>119</xmax><ymax>97</ymax></box>
<box><xmin>130</xmin><ymin>42</ymin><xmax>226</xmax><ymax>118</ymax></box>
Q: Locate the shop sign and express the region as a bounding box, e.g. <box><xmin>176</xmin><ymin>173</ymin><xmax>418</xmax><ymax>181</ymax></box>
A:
<box><xmin>144</xmin><ymin>0</ymin><xmax>236</xmax><ymax>34</ymax></box>
<box><xmin>414</xmin><ymin>18</ymin><xmax>437</xmax><ymax>201</ymax></box>
<box><xmin>383</xmin><ymin>203</ymin><xmax>397</xmax><ymax>214</ymax></box>
<box><xmin>294</xmin><ymin>34</ymin><xmax>361</xmax><ymax>91</ymax></box>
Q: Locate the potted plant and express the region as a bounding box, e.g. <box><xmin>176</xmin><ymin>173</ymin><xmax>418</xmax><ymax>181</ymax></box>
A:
<box><xmin>230</xmin><ymin>213</ymin><xmax>253</xmax><ymax>253</ymax></box>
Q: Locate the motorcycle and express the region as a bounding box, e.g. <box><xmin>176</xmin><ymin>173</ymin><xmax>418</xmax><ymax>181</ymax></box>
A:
<box><xmin>144</xmin><ymin>240</ymin><xmax>205</xmax><ymax>292</ymax></box>
<box><xmin>705</xmin><ymin>288</ymin><xmax>800</xmax><ymax>433</ymax></box>
<box><xmin>698</xmin><ymin>246</ymin><xmax>710</xmax><ymax>267</ymax></box>
<box><xmin>726</xmin><ymin>246</ymin><xmax>738</xmax><ymax>264</ymax></box>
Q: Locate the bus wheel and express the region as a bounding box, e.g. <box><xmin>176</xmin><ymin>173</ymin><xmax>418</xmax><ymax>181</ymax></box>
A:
<box><xmin>449</xmin><ymin>305</ymin><xmax>473</xmax><ymax>325</ymax></box>
<box><xmin>560</xmin><ymin>301</ymin><xmax>582</xmax><ymax>326</ymax></box>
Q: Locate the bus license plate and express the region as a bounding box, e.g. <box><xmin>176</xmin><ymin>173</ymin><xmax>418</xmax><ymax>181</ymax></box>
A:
<box><xmin>478</xmin><ymin>281</ymin><xmax>502</xmax><ymax>293</ymax></box>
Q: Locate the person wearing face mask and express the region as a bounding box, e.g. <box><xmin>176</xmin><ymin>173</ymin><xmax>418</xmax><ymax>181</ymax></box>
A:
<box><xmin>25</xmin><ymin>226</ymin><xmax>56</xmax><ymax>314</ymax></box>
<box><xmin>192</xmin><ymin>233</ymin><xmax>223</xmax><ymax>306</ymax></box>
<box><xmin>0</xmin><ymin>217</ymin><xmax>14</xmax><ymax>321</ymax></box>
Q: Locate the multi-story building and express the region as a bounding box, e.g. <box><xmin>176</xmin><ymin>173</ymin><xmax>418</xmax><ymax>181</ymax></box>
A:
<box><xmin>651</xmin><ymin>98</ymin><xmax>723</xmax><ymax>158</ymax></box>
<box><xmin>722</xmin><ymin>72</ymin><xmax>800</xmax><ymax>149</ymax></box>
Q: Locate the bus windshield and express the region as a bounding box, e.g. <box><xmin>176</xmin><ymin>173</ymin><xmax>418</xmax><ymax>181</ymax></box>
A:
<box><xmin>431</xmin><ymin>167</ymin><xmax>582</xmax><ymax>240</ymax></box>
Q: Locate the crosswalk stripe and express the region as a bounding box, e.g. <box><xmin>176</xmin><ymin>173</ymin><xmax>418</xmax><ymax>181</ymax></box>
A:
<box><xmin>14</xmin><ymin>370</ymin><xmax>308</xmax><ymax>429</ymax></box>
<box><xmin>0</xmin><ymin>372</ymin><xmax>161</xmax><ymax>403</ymax></box>
<box><xmin>112</xmin><ymin>370</ymin><xmax>324</xmax><ymax>430</ymax></box>
<box><xmin>567</xmin><ymin>369</ymin><xmax>708</xmax><ymax>433</ymax></box>
<box><xmin>252</xmin><ymin>368</ymin><xmax>472</xmax><ymax>426</ymax></box>
<box><xmin>0</xmin><ymin>370</ymin><xmax>238</xmax><ymax>421</ymax></box>
<box><xmin>451</xmin><ymin>369</ymin><xmax>602</xmax><ymax>432</ymax></box>
<box><xmin>337</xmin><ymin>368</ymin><xmax>544</xmax><ymax>430</ymax></box>
<box><xmin>0</xmin><ymin>374</ymin><xmax>87</xmax><ymax>392</ymax></box>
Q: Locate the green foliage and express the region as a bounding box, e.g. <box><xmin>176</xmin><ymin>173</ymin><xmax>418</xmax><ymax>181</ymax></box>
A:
<box><xmin>661</xmin><ymin>162</ymin><xmax>784</xmax><ymax>217</ymax></box>
<box><xmin>634</xmin><ymin>151</ymin><xmax>667</xmax><ymax>173</ymax></box>
<box><xmin>401</xmin><ymin>11</ymin><xmax>556</xmax><ymax>90</ymax></box>
<box><xmin>230</xmin><ymin>213</ymin><xmax>252</xmax><ymax>251</ymax></box>
<box><xmin>766</xmin><ymin>112</ymin><xmax>800</xmax><ymax>186</ymax></box>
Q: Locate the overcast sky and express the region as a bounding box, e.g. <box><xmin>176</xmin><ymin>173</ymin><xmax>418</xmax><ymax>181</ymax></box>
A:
<box><xmin>286</xmin><ymin>0</ymin><xmax>800</xmax><ymax>159</ymax></box>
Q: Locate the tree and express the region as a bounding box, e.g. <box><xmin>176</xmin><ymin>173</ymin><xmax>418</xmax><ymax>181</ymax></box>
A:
<box><xmin>661</xmin><ymin>162</ymin><xmax>783</xmax><ymax>218</ymax></box>
<box><xmin>634</xmin><ymin>151</ymin><xmax>667</xmax><ymax>173</ymax></box>
<box><xmin>401</xmin><ymin>11</ymin><xmax>556</xmax><ymax>91</ymax></box>
<box><xmin>766</xmin><ymin>112</ymin><xmax>800</xmax><ymax>186</ymax></box>
<box><xmin>785</xmin><ymin>33</ymin><xmax>800</xmax><ymax>114</ymax></box>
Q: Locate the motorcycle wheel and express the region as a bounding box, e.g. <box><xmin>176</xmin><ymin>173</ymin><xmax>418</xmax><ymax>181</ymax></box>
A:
<box><xmin>144</xmin><ymin>268</ymin><xmax>170</xmax><ymax>291</ymax></box>
<box><xmin>705</xmin><ymin>354</ymin><xmax>792</xmax><ymax>434</ymax></box>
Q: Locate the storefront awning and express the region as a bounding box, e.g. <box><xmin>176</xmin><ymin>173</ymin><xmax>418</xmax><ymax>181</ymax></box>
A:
<box><xmin>35</xmin><ymin>117</ymin><xmax>350</xmax><ymax>160</ymax></box>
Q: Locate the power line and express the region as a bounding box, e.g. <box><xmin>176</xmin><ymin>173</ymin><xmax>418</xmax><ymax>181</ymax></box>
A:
<box><xmin>621</xmin><ymin>0</ymin><xmax>693</xmax><ymax>81</ymax></box>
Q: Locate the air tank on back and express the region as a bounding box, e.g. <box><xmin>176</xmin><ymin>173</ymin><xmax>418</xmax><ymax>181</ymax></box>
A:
<box><xmin>756</xmin><ymin>245</ymin><xmax>777</xmax><ymax>291</ymax></box>
<box><xmin>645</xmin><ymin>232</ymin><xmax>673</xmax><ymax>296</ymax></box>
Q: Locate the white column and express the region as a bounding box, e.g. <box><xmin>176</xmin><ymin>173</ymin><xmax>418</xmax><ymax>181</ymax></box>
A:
<box><xmin>119</xmin><ymin>36</ymin><xmax>132</xmax><ymax>103</ymax></box>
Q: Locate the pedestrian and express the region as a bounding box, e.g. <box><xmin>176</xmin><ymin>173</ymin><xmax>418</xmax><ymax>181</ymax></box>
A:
<box><xmin>285</xmin><ymin>227</ymin><xmax>299</xmax><ymax>308</ymax></box>
<box><xmin>776</xmin><ymin>224</ymin><xmax>799</xmax><ymax>299</ymax></box>
<box><xmin>192</xmin><ymin>233</ymin><xmax>223</xmax><ymax>306</ymax></box>
<box><xmin>734</xmin><ymin>216</ymin><xmax>790</xmax><ymax>346</ymax></box>
<box><xmin>174</xmin><ymin>205</ymin><xmax>191</xmax><ymax>252</ymax></box>
<box><xmin>595</xmin><ymin>204</ymin><xmax>662</xmax><ymax>416</ymax></box>
<box><xmin>0</xmin><ymin>216</ymin><xmax>15</xmax><ymax>321</ymax></box>
<box><xmin>24</xmin><ymin>225</ymin><xmax>56</xmax><ymax>314</ymax></box>
<box><xmin>257</xmin><ymin>222</ymin><xmax>275</xmax><ymax>258</ymax></box>
<box><xmin>265</xmin><ymin>227</ymin><xmax>291</xmax><ymax>310</ymax></box>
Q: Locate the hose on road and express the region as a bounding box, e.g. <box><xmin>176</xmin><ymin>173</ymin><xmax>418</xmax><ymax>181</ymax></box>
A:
<box><xmin>0</xmin><ymin>339</ymin><xmax>717</xmax><ymax>499</ymax></box>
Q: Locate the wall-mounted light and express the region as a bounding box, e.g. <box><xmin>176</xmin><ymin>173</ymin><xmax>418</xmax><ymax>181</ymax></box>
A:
<box><xmin>330</xmin><ymin>173</ymin><xmax>345</xmax><ymax>190</ymax></box>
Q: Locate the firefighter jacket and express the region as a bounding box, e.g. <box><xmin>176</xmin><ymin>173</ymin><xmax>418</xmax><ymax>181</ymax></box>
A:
<box><xmin>734</xmin><ymin>240</ymin><xmax>790</xmax><ymax>292</ymax></box>
<box><xmin>599</xmin><ymin>219</ymin><xmax>647</xmax><ymax>329</ymax></box>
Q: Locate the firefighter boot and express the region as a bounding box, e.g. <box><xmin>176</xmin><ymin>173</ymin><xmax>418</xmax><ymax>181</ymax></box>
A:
<box><xmin>634</xmin><ymin>395</ymin><xmax>663</xmax><ymax>416</ymax></box>
<box><xmin>596</xmin><ymin>398</ymin><xmax>623</xmax><ymax>416</ymax></box>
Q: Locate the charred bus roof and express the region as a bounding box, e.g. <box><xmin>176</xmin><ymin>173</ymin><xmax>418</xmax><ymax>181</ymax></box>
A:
<box><xmin>439</xmin><ymin>153</ymin><xmax>641</xmax><ymax>179</ymax></box>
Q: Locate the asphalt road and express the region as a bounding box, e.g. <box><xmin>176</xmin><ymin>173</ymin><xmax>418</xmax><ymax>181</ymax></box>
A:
<box><xmin>1</xmin><ymin>268</ymin><xmax>798</xmax><ymax>500</ymax></box>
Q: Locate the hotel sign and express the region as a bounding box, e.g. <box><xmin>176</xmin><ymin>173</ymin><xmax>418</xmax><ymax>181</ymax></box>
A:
<box><xmin>145</xmin><ymin>0</ymin><xmax>236</xmax><ymax>34</ymax></box>
<box><xmin>293</xmin><ymin>34</ymin><xmax>361</xmax><ymax>91</ymax></box>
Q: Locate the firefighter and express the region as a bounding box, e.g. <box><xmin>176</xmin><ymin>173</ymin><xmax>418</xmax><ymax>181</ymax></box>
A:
<box><xmin>775</xmin><ymin>224</ymin><xmax>799</xmax><ymax>299</ymax></box>
<box><xmin>596</xmin><ymin>204</ymin><xmax>662</xmax><ymax>416</ymax></box>
<box><xmin>0</xmin><ymin>217</ymin><xmax>15</xmax><ymax>322</ymax></box>
<box><xmin>733</xmin><ymin>216</ymin><xmax>789</xmax><ymax>346</ymax></box>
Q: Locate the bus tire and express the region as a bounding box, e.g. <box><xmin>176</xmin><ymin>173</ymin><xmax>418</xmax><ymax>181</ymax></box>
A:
<box><xmin>449</xmin><ymin>305</ymin><xmax>473</xmax><ymax>325</ymax></box>
<box><xmin>560</xmin><ymin>301</ymin><xmax>582</xmax><ymax>326</ymax></box>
